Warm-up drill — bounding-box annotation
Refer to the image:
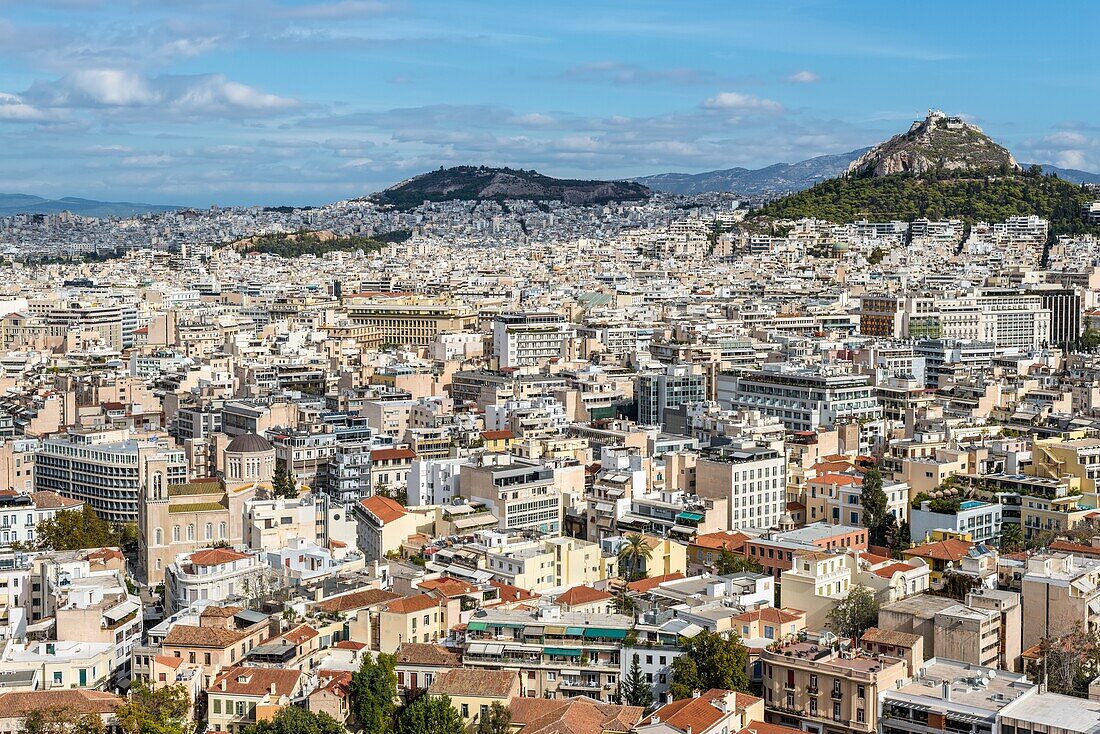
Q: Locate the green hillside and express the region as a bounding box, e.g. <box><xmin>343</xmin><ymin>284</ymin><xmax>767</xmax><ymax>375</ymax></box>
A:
<box><xmin>755</xmin><ymin>169</ymin><xmax>1097</xmax><ymax>235</ymax></box>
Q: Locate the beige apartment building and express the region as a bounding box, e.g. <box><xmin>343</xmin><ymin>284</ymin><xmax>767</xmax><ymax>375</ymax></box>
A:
<box><xmin>761</xmin><ymin>640</ymin><xmax>908</xmax><ymax>734</ymax></box>
<box><xmin>345</xmin><ymin>297</ymin><xmax>477</xmax><ymax>348</ymax></box>
<box><xmin>1021</xmin><ymin>552</ymin><xmax>1100</xmax><ymax>649</ymax></box>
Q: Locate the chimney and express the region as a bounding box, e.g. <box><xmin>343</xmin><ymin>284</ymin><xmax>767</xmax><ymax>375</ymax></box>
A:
<box><xmin>692</xmin><ymin>689</ymin><xmax>701</xmax><ymax>698</ymax></box>
<box><xmin>270</xmin><ymin>682</ymin><xmax>277</xmax><ymax>695</ymax></box>
<box><xmin>219</xmin><ymin>679</ymin><xmax>227</xmax><ymax>691</ymax></box>
<box><xmin>942</xmin><ymin>681</ymin><xmax>951</xmax><ymax>702</ymax></box>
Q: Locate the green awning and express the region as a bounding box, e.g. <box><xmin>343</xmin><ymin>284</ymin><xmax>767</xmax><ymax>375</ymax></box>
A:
<box><xmin>565</xmin><ymin>627</ymin><xmax>586</xmax><ymax>636</ymax></box>
<box><xmin>498</xmin><ymin>622</ymin><xmax>525</xmax><ymax>628</ymax></box>
<box><xmin>544</xmin><ymin>647</ymin><xmax>581</xmax><ymax>657</ymax></box>
<box><xmin>467</xmin><ymin>621</ymin><xmax>487</xmax><ymax>631</ymax></box>
<box><xmin>583</xmin><ymin>628</ymin><xmax>628</xmax><ymax>640</ymax></box>
<box><xmin>677</xmin><ymin>511</ymin><xmax>705</xmax><ymax>522</ymax></box>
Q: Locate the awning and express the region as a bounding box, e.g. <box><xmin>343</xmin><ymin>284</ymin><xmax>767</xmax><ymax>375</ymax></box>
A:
<box><xmin>565</xmin><ymin>626</ymin><xmax>586</xmax><ymax>636</ymax></box>
<box><xmin>484</xmin><ymin>643</ymin><xmax>505</xmax><ymax>655</ymax></box>
<box><xmin>467</xmin><ymin>621</ymin><xmax>488</xmax><ymax>631</ymax></box>
<box><xmin>522</xmin><ymin>626</ymin><xmax>543</xmax><ymax>638</ymax></box>
<box><xmin>467</xmin><ymin>643</ymin><xmax>487</xmax><ymax>655</ymax></box>
<box><xmin>561</xmin><ymin>669</ymin><xmax>582</xmax><ymax>676</ymax></box>
<box><xmin>544</xmin><ymin>647</ymin><xmax>582</xmax><ymax>657</ymax></box>
<box><xmin>595</xmin><ymin>503</ymin><xmax>614</xmax><ymax>513</ymax></box>
<box><xmin>103</xmin><ymin>601</ymin><xmax>139</xmax><ymax>622</ymax></box>
<box><xmin>676</xmin><ymin>511</ymin><xmax>704</xmax><ymax>523</ymax></box>
<box><xmin>544</xmin><ymin>626</ymin><xmax>566</xmax><ymax>635</ymax></box>
<box><xmin>583</xmin><ymin>627</ymin><xmax>628</xmax><ymax>640</ymax></box>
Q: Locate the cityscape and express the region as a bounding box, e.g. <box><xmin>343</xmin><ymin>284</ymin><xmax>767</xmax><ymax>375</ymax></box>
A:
<box><xmin>3</xmin><ymin>3</ymin><xmax>1100</xmax><ymax>734</ymax></box>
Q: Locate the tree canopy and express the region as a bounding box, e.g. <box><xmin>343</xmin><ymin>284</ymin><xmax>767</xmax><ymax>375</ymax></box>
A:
<box><xmin>827</xmin><ymin>585</ymin><xmax>879</xmax><ymax>639</ymax></box>
<box><xmin>618</xmin><ymin>534</ymin><xmax>653</xmax><ymax>581</ymax></box>
<box><xmin>860</xmin><ymin>466</ymin><xmax>890</xmax><ymax>546</ymax></box>
<box><xmin>716</xmin><ymin>549</ymin><xmax>764</xmax><ymax>575</ymax></box>
<box><xmin>395</xmin><ymin>694</ymin><xmax>465</xmax><ymax>734</ymax></box>
<box><xmin>242</xmin><ymin>707</ymin><xmax>343</xmax><ymax>734</ymax></box>
<box><xmin>35</xmin><ymin>505</ymin><xmax>136</xmax><ymax>552</ymax></box>
<box><xmin>669</xmin><ymin>630</ymin><xmax>751</xmax><ymax>699</ymax></box>
<box><xmin>115</xmin><ymin>680</ymin><xmax>192</xmax><ymax>734</ymax></box>
<box><xmin>619</xmin><ymin>653</ymin><xmax>653</xmax><ymax>707</ymax></box>
<box><xmin>21</xmin><ymin>705</ymin><xmax>105</xmax><ymax>734</ymax></box>
<box><xmin>348</xmin><ymin>653</ymin><xmax>398</xmax><ymax>734</ymax></box>
<box><xmin>474</xmin><ymin>702</ymin><xmax>512</xmax><ymax>734</ymax></box>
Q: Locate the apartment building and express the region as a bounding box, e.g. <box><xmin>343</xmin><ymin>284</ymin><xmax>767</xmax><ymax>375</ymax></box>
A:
<box><xmin>717</xmin><ymin>366</ymin><xmax>882</xmax><ymax>433</ymax></box>
<box><xmin>163</xmin><ymin>548</ymin><xmax>267</xmax><ymax>615</ymax></box>
<box><xmin>695</xmin><ymin>443</ymin><xmax>786</xmax><ymax>531</ymax></box>
<box><xmin>910</xmin><ymin>499</ymin><xmax>1003</xmax><ymax>545</ymax></box>
<box><xmin>492</xmin><ymin>311</ymin><xmax>575</xmax><ymax>368</ymax></box>
<box><xmin>463</xmin><ymin>607</ymin><xmax>631</xmax><ymax>701</ymax></box>
<box><xmin>0</xmin><ymin>490</ymin><xmax>80</xmax><ymax>548</ymax></box>
<box><xmin>636</xmin><ymin>364</ymin><xmax>706</xmax><ymax>428</ymax></box>
<box><xmin>761</xmin><ymin>639</ymin><xmax>908</xmax><ymax>734</ymax></box>
<box><xmin>35</xmin><ymin>428</ymin><xmax>188</xmax><ymax>524</ymax></box>
<box><xmin>1020</xmin><ymin>552</ymin><xmax>1100</xmax><ymax>648</ymax></box>
<box><xmin>207</xmin><ymin>666</ymin><xmax>303</xmax><ymax>734</ymax></box>
<box><xmin>460</xmin><ymin>455</ymin><xmax>565</xmax><ymax>535</ymax></box>
<box><xmin>345</xmin><ymin>297</ymin><xmax>476</xmax><ymax>348</ymax></box>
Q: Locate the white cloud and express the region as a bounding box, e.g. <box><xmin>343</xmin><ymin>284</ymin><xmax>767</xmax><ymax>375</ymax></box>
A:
<box><xmin>786</xmin><ymin>70</ymin><xmax>820</xmax><ymax>84</ymax></box>
<box><xmin>0</xmin><ymin>92</ymin><xmax>48</xmax><ymax>121</ymax></box>
<box><xmin>512</xmin><ymin>112</ymin><xmax>556</xmax><ymax>127</ymax></box>
<box><xmin>27</xmin><ymin>69</ymin><xmax>297</xmax><ymax>117</ymax></box>
<box><xmin>702</xmin><ymin>91</ymin><xmax>783</xmax><ymax>113</ymax></box>
<box><xmin>1055</xmin><ymin>150</ymin><xmax>1087</xmax><ymax>169</ymax></box>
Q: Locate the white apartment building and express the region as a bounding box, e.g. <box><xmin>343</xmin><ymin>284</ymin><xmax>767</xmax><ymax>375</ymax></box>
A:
<box><xmin>35</xmin><ymin>428</ymin><xmax>188</xmax><ymax>524</ymax></box>
<box><xmin>695</xmin><ymin>442</ymin><xmax>786</xmax><ymax>530</ymax></box>
<box><xmin>407</xmin><ymin>456</ymin><xmax>468</xmax><ymax>506</ymax></box>
<box><xmin>163</xmin><ymin>548</ymin><xmax>267</xmax><ymax>615</ymax></box>
<box><xmin>0</xmin><ymin>491</ymin><xmax>82</xmax><ymax>548</ymax></box>
<box><xmin>717</xmin><ymin>365</ymin><xmax>882</xmax><ymax>433</ymax></box>
<box><xmin>492</xmin><ymin>311</ymin><xmax>575</xmax><ymax>368</ymax></box>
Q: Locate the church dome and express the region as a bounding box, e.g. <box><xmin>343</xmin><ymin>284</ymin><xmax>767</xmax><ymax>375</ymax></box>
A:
<box><xmin>226</xmin><ymin>433</ymin><xmax>273</xmax><ymax>454</ymax></box>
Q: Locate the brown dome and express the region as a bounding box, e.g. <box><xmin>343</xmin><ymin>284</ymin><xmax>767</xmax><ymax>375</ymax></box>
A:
<box><xmin>225</xmin><ymin>433</ymin><xmax>273</xmax><ymax>454</ymax></box>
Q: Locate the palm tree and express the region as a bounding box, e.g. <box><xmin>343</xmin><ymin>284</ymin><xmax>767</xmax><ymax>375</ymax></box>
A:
<box><xmin>618</xmin><ymin>534</ymin><xmax>652</xmax><ymax>581</ymax></box>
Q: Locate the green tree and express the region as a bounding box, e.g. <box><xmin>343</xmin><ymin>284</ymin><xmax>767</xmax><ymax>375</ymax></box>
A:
<box><xmin>612</xmin><ymin>590</ymin><xmax>636</xmax><ymax>616</ymax></box>
<box><xmin>716</xmin><ymin>549</ymin><xmax>764</xmax><ymax>575</ymax></box>
<box><xmin>669</xmin><ymin>630</ymin><xmax>750</xmax><ymax>699</ymax></box>
<box><xmin>1026</xmin><ymin>623</ymin><xmax>1100</xmax><ymax>697</ymax></box>
<box><xmin>618</xmin><ymin>534</ymin><xmax>652</xmax><ymax>581</ymax></box>
<box><xmin>21</xmin><ymin>705</ymin><xmax>105</xmax><ymax>734</ymax></box>
<box><xmin>242</xmin><ymin>707</ymin><xmax>343</xmax><ymax>734</ymax></box>
<box><xmin>860</xmin><ymin>466</ymin><xmax>890</xmax><ymax>546</ymax></box>
<box><xmin>36</xmin><ymin>505</ymin><xmax>129</xmax><ymax>551</ymax></box>
<box><xmin>1081</xmin><ymin>323</ymin><xmax>1100</xmax><ymax>352</ymax></box>
<box><xmin>827</xmin><ymin>585</ymin><xmax>879</xmax><ymax>639</ymax></box>
<box><xmin>395</xmin><ymin>694</ymin><xmax>464</xmax><ymax>734</ymax></box>
<box><xmin>867</xmin><ymin>246</ymin><xmax>886</xmax><ymax>265</ymax></box>
<box><xmin>474</xmin><ymin>702</ymin><xmax>512</xmax><ymax>734</ymax></box>
<box><xmin>272</xmin><ymin>465</ymin><xmax>299</xmax><ymax>499</ymax></box>
<box><xmin>1000</xmin><ymin>522</ymin><xmax>1024</xmax><ymax>553</ymax></box>
<box><xmin>349</xmin><ymin>653</ymin><xmax>398</xmax><ymax>733</ymax></box>
<box><xmin>619</xmin><ymin>653</ymin><xmax>653</xmax><ymax>707</ymax></box>
<box><xmin>889</xmin><ymin>520</ymin><xmax>911</xmax><ymax>559</ymax></box>
<box><xmin>115</xmin><ymin>680</ymin><xmax>192</xmax><ymax>734</ymax></box>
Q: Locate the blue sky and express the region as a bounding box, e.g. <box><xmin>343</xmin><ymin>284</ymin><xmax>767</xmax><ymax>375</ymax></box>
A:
<box><xmin>1</xmin><ymin>0</ymin><xmax>1098</xmax><ymax>206</ymax></box>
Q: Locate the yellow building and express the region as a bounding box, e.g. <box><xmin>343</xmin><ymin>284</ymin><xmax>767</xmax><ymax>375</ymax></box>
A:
<box><xmin>637</xmin><ymin>535</ymin><xmax>689</xmax><ymax>578</ymax></box>
<box><xmin>378</xmin><ymin>595</ymin><xmax>448</xmax><ymax>654</ymax></box>
<box><xmin>426</xmin><ymin>668</ymin><xmax>520</xmax><ymax>725</ymax></box>
<box><xmin>1030</xmin><ymin>436</ymin><xmax>1100</xmax><ymax>503</ymax></box>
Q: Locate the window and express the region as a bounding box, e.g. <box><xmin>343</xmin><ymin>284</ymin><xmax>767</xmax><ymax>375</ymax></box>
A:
<box><xmin>857</xmin><ymin>685</ymin><xmax>866</xmax><ymax>699</ymax></box>
<box><xmin>857</xmin><ymin>708</ymin><xmax>865</xmax><ymax>723</ymax></box>
<box><xmin>461</xmin><ymin>704</ymin><xmax>469</xmax><ymax>718</ymax></box>
<box><xmin>833</xmin><ymin>702</ymin><xmax>841</xmax><ymax>719</ymax></box>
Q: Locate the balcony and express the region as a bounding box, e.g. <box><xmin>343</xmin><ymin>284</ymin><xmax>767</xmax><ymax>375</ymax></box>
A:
<box><xmin>831</xmin><ymin>689</ymin><xmax>843</xmax><ymax>700</ymax></box>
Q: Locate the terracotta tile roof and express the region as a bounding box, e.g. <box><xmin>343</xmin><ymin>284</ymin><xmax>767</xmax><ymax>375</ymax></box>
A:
<box><xmin>871</xmin><ymin>561</ymin><xmax>917</xmax><ymax>579</ymax></box>
<box><xmin>556</xmin><ymin>585</ymin><xmax>612</xmax><ymax>607</ymax></box>
<box><xmin>812</xmin><ymin>472</ymin><xmax>862</xmax><ymax>486</ymax></box>
<box><xmin>189</xmin><ymin>547</ymin><xmax>251</xmax><ymax>566</ymax></box>
<box><xmin>395</xmin><ymin>642</ymin><xmax>461</xmax><ymax>667</ymax></box>
<box><xmin>488</xmin><ymin>579</ymin><xmax>538</xmax><ymax>604</ymax></box>
<box><xmin>643</xmin><ymin>689</ymin><xmax>760</xmax><ymax>733</ymax></box>
<box><xmin>200</xmin><ymin>605</ymin><xmax>244</xmax><ymax>619</ymax></box>
<box><xmin>732</xmin><ymin>607</ymin><xmax>804</xmax><ymax>625</ymax></box>
<box><xmin>691</xmin><ymin>531</ymin><xmax>748</xmax><ymax>552</ymax></box>
<box><xmin>904</xmin><ymin>538</ymin><xmax>972</xmax><ymax>562</ymax></box>
<box><xmin>860</xmin><ymin>627</ymin><xmax>922</xmax><ymax>648</ymax></box>
<box><xmin>427</xmin><ymin>668</ymin><xmax>517</xmax><ymax>698</ymax></box>
<box><xmin>0</xmin><ymin>689</ymin><xmax>121</xmax><ymax>716</ymax></box>
<box><xmin>371</xmin><ymin>448</ymin><xmax>416</xmax><ymax>462</ymax></box>
<box><xmin>385</xmin><ymin>594</ymin><xmax>440</xmax><ymax>615</ymax></box>
<box><xmin>737</xmin><ymin>720</ymin><xmax>804</xmax><ymax>734</ymax></box>
<box><xmin>154</xmin><ymin>654</ymin><xmax>184</xmax><ymax>669</ymax></box>
<box><xmin>334</xmin><ymin>640</ymin><xmax>368</xmax><ymax>650</ymax></box>
<box><xmin>509</xmin><ymin>696</ymin><xmax>644</xmax><ymax>734</ymax></box>
<box><xmin>163</xmin><ymin>623</ymin><xmax>248</xmax><ymax>649</ymax></box>
<box><xmin>480</xmin><ymin>430</ymin><xmax>514</xmax><ymax>440</ymax></box>
<box><xmin>1049</xmin><ymin>539</ymin><xmax>1100</xmax><ymax>556</ymax></box>
<box><xmin>359</xmin><ymin>495</ymin><xmax>407</xmax><ymax>524</ymax></box>
<box><xmin>627</xmin><ymin>572</ymin><xmax>685</xmax><ymax>593</ymax></box>
<box><xmin>314</xmin><ymin>589</ymin><xmax>401</xmax><ymax>613</ymax></box>
<box><xmin>208</xmin><ymin>666</ymin><xmax>302</xmax><ymax>697</ymax></box>
<box><xmin>29</xmin><ymin>490</ymin><xmax>82</xmax><ymax>510</ymax></box>
<box><xmin>860</xmin><ymin>552</ymin><xmax>891</xmax><ymax>565</ymax></box>
<box><xmin>312</xmin><ymin>671</ymin><xmax>352</xmax><ymax>699</ymax></box>
<box><xmin>282</xmin><ymin>624</ymin><xmax>318</xmax><ymax>645</ymax></box>
<box><xmin>418</xmin><ymin>576</ymin><xmax>478</xmax><ymax>597</ymax></box>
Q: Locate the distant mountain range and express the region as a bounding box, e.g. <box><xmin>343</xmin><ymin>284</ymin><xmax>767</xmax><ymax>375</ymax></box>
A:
<box><xmin>0</xmin><ymin>194</ymin><xmax>180</xmax><ymax>218</ymax></box>
<box><xmin>371</xmin><ymin>165</ymin><xmax>650</xmax><ymax>209</ymax></box>
<box><xmin>634</xmin><ymin>150</ymin><xmax>1100</xmax><ymax>196</ymax></box>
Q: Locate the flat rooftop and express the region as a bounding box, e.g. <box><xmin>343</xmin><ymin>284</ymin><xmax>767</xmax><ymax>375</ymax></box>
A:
<box><xmin>887</xmin><ymin>658</ymin><xmax>1033</xmax><ymax>715</ymax></box>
